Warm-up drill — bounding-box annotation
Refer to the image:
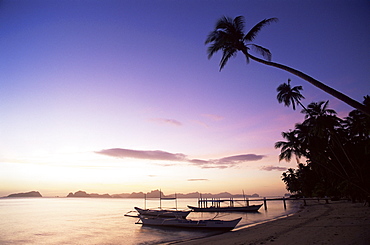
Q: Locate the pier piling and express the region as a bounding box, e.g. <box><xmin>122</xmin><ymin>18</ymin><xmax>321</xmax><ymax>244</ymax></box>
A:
<box><xmin>283</xmin><ymin>197</ymin><xmax>286</xmax><ymax>210</ymax></box>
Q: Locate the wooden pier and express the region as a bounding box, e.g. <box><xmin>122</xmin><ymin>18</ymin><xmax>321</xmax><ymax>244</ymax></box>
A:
<box><xmin>197</xmin><ymin>196</ymin><xmax>330</xmax><ymax>210</ymax></box>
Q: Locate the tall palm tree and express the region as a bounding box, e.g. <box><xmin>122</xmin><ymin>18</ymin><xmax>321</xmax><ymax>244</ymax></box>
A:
<box><xmin>301</xmin><ymin>101</ymin><xmax>356</xmax><ymax>183</ymax></box>
<box><xmin>303</xmin><ymin>101</ymin><xmax>336</xmax><ymax>119</ymax></box>
<box><xmin>302</xmin><ymin>101</ymin><xmax>341</xmax><ymax>141</ymax></box>
<box><xmin>274</xmin><ymin>129</ymin><xmax>303</xmax><ymax>163</ymax></box>
<box><xmin>205</xmin><ymin>16</ymin><xmax>370</xmax><ymax>116</ymax></box>
<box><xmin>343</xmin><ymin>95</ymin><xmax>370</xmax><ymax>141</ymax></box>
<box><xmin>277</xmin><ymin>79</ymin><xmax>307</xmax><ymax>111</ymax></box>
<box><xmin>281</xmin><ymin>168</ymin><xmax>300</xmax><ymax>195</ymax></box>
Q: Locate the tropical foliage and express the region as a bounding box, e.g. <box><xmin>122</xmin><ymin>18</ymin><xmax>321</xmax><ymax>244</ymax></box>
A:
<box><xmin>276</xmin><ymin>79</ymin><xmax>306</xmax><ymax>111</ymax></box>
<box><xmin>206</xmin><ymin>15</ymin><xmax>370</xmax><ymax>116</ymax></box>
<box><xmin>276</xmin><ymin>96</ymin><xmax>370</xmax><ymax>200</ymax></box>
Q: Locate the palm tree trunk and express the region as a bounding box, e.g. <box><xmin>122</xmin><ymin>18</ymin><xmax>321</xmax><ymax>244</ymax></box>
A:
<box><xmin>297</xmin><ymin>101</ymin><xmax>308</xmax><ymax>113</ymax></box>
<box><xmin>245</xmin><ymin>52</ymin><xmax>370</xmax><ymax>116</ymax></box>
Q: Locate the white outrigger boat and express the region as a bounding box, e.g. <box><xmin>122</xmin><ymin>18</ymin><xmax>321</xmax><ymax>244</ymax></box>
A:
<box><xmin>136</xmin><ymin>216</ymin><xmax>242</xmax><ymax>230</ymax></box>
<box><xmin>134</xmin><ymin>207</ymin><xmax>190</xmax><ymax>218</ymax></box>
<box><xmin>125</xmin><ymin>190</ymin><xmax>191</xmax><ymax>218</ymax></box>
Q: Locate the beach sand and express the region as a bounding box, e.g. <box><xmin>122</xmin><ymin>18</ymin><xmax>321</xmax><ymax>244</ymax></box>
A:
<box><xmin>174</xmin><ymin>200</ymin><xmax>370</xmax><ymax>245</ymax></box>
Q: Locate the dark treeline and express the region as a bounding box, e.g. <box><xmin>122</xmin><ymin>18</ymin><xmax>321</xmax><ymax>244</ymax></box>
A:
<box><xmin>275</xmin><ymin>80</ymin><xmax>370</xmax><ymax>201</ymax></box>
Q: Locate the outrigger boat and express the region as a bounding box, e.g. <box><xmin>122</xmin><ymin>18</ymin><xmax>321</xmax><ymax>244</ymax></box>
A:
<box><xmin>134</xmin><ymin>207</ymin><xmax>190</xmax><ymax>218</ymax></box>
<box><xmin>187</xmin><ymin>204</ymin><xmax>262</xmax><ymax>212</ymax></box>
<box><xmin>125</xmin><ymin>190</ymin><xmax>191</xmax><ymax>218</ymax></box>
<box><xmin>136</xmin><ymin>216</ymin><xmax>242</xmax><ymax>230</ymax></box>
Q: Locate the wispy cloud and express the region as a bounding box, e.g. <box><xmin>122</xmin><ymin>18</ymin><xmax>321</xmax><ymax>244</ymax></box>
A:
<box><xmin>218</xmin><ymin>154</ymin><xmax>265</xmax><ymax>164</ymax></box>
<box><xmin>191</xmin><ymin>120</ymin><xmax>209</xmax><ymax>128</ymax></box>
<box><xmin>187</xmin><ymin>179</ymin><xmax>209</xmax><ymax>181</ymax></box>
<box><xmin>153</xmin><ymin>163</ymin><xmax>178</xmax><ymax>167</ymax></box>
<box><xmin>260</xmin><ymin>165</ymin><xmax>288</xmax><ymax>171</ymax></box>
<box><xmin>202</xmin><ymin>114</ymin><xmax>224</xmax><ymax>121</ymax></box>
<box><xmin>96</xmin><ymin>148</ymin><xmax>266</xmax><ymax>169</ymax></box>
<box><xmin>150</xmin><ymin>118</ymin><xmax>182</xmax><ymax>126</ymax></box>
<box><xmin>96</xmin><ymin>148</ymin><xmax>186</xmax><ymax>161</ymax></box>
<box><xmin>191</xmin><ymin>114</ymin><xmax>224</xmax><ymax>128</ymax></box>
<box><xmin>189</xmin><ymin>154</ymin><xmax>266</xmax><ymax>169</ymax></box>
<box><xmin>188</xmin><ymin>159</ymin><xmax>210</xmax><ymax>165</ymax></box>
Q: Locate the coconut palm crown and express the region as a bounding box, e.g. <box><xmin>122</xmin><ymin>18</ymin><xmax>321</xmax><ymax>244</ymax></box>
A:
<box><xmin>277</xmin><ymin>79</ymin><xmax>306</xmax><ymax>111</ymax></box>
<box><xmin>205</xmin><ymin>15</ymin><xmax>370</xmax><ymax>116</ymax></box>
<box><xmin>205</xmin><ymin>16</ymin><xmax>277</xmax><ymax>70</ymax></box>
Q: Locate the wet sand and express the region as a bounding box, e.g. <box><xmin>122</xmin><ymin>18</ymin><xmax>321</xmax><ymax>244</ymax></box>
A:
<box><xmin>174</xmin><ymin>200</ymin><xmax>370</xmax><ymax>245</ymax></box>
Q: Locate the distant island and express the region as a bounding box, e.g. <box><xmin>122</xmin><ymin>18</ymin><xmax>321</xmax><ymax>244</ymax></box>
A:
<box><xmin>66</xmin><ymin>189</ymin><xmax>259</xmax><ymax>199</ymax></box>
<box><xmin>4</xmin><ymin>191</ymin><xmax>42</xmax><ymax>198</ymax></box>
<box><xmin>2</xmin><ymin>190</ymin><xmax>259</xmax><ymax>199</ymax></box>
<box><xmin>67</xmin><ymin>190</ymin><xmax>111</xmax><ymax>198</ymax></box>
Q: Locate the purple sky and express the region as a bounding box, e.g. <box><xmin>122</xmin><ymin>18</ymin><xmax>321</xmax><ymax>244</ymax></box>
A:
<box><xmin>0</xmin><ymin>0</ymin><xmax>369</xmax><ymax>197</ymax></box>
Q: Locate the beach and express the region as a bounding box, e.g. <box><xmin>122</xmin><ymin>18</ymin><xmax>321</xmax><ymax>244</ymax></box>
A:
<box><xmin>174</xmin><ymin>200</ymin><xmax>370</xmax><ymax>245</ymax></box>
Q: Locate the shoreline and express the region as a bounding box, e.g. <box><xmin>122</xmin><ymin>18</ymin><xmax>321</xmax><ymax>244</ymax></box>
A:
<box><xmin>173</xmin><ymin>200</ymin><xmax>370</xmax><ymax>245</ymax></box>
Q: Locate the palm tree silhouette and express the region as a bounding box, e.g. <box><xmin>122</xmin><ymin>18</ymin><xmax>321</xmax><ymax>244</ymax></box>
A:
<box><xmin>276</xmin><ymin>97</ymin><xmax>370</xmax><ymax>198</ymax></box>
<box><xmin>344</xmin><ymin>95</ymin><xmax>370</xmax><ymax>141</ymax></box>
<box><xmin>304</xmin><ymin>101</ymin><xmax>336</xmax><ymax>119</ymax></box>
<box><xmin>277</xmin><ymin>79</ymin><xmax>307</xmax><ymax>111</ymax></box>
<box><xmin>274</xmin><ymin>130</ymin><xmax>303</xmax><ymax>163</ymax></box>
<box><xmin>206</xmin><ymin>16</ymin><xmax>370</xmax><ymax>116</ymax></box>
<box><xmin>303</xmin><ymin>101</ymin><xmax>340</xmax><ymax>136</ymax></box>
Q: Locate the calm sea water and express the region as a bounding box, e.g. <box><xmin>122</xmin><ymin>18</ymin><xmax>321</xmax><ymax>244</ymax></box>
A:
<box><xmin>0</xmin><ymin>197</ymin><xmax>299</xmax><ymax>245</ymax></box>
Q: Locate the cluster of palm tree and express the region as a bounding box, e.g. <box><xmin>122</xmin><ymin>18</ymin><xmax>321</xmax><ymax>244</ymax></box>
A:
<box><xmin>275</xmin><ymin>80</ymin><xmax>370</xmax><ymax>200</ymax></box>
<box><xmin>205</xmin><ymin>15</ymin><xmax>370</xmax><ymax>200</ymax></box>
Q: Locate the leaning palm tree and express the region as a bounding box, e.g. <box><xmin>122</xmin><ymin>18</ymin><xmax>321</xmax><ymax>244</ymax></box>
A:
<box><xmin>206</xmin><ymin>16</ymin><xmax>370</xmax><ymax>116</ymax></box>
<box><xmin>277</xmin><ymin>79</ymin><xmax>307</xmax><ymax>111</ymax></box>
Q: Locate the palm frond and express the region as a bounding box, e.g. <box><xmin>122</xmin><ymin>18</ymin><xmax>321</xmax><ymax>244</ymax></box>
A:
<box><xmin>205</xmin><ymin>30</ymin><xmax>219</xmax><ymax>44</ymax></box>
<box><xmin>244</xmin><ymin>53</ymin><xmax>250</xmax><ymax>64</ymax></box>
<box><xmin>206</xmin><ymin>15</ymin><xmax>275</xmax><ymax>70</ymax></box>
<box><xmin>215</xmin><ymin>16</ymin><xmax>234</xmax><ymax>30</ymax></box>
<box><xmin>274</xmin><ymin>141</ymin><xmax>284</xmax><ymax>149</ymax></box>
<box><xmin>207</xmin><ymin>44</ymin><xmax>220</xmax><ymax>59</ymax></box>
<box><xmin>250</xmin><ymin>44</ymin><xmax>272</xmax><ymax>61</ymax></box>
<box><xmin>219</xmin><ymin>47</ymin><xmax>237</xmax><ymax>70</ymax></box>
<box><xmin>279</xmin><ymin>150</ymin><xmax>292</xmax><ymax>162</ymax></box>
<box><xmin>321</xmin><ymin>100</ymin><xmax>329</xmax><ymax>109</ymax></box>
<box><xmin>213</xmin><ymin>16</ymin><xmax>244</xmax><ymax>42</ymax></box>
<box><xmin>233</xmin><ymin>16</ymin><xmax>245</xmax><ymax>33</ymax></box>
<box><xmin>244</xmin><ymin>18</ymin><xmax>278</xmax><ymax>42</ymax></box>
<box><xmin>276</xmin><ymin>83</ymin><xmax>290</xmax><ymax>103</ymax></box>
<box><xmin>291</xmin><ymin>99</ymin><xmax>297</xmax><ymax>110</ymax></box>
<box><xmin>206</xmin><ymin>31</ymin><xmax>228</xmax><ymax>59</ymax></box>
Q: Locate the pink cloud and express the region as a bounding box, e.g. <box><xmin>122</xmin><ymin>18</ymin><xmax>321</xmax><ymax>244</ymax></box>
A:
<box><xmin>260</xmin><ymin>165</ymin><xmax>288</xmax><ymax>171</ymax></box>
<box><xmin>150</xmin><ymin>118</ymin><xmax>182</xmax><ymax>126</ymax></box>
<box><xmin>96</xmin><ymin>148</ymin><xmax>186</xmax><ymax>161</ymax></box>
<box><xmin>96</xmin><ymin>148</ymin><xmax>266</xmax><ymax>169</ymax></box>
<box><xmin>202</xmin><ymin>114</ymin><xmax>224</xmax><ymax>121</ymax></box>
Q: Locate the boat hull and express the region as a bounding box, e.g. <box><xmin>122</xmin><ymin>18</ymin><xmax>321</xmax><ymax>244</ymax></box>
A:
<box><xmin>187</xmin><ymin>204</ymin><xmax>262</xmax><ymax>212</ymax></box>
<box><xmin>134</xmin><ymin>207</ymin><xmax>190</xmax><ymax>218</ymax></box>
<box><xmin>138</xmin><ymin>216</ymin><xmax>242</xmax><ymax>230</ymax></box>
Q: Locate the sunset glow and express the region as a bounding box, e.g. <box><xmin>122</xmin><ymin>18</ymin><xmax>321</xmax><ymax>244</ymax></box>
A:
<box><xmin>1</xmin><ymin>0</ymin><xmax>369</xmax><ymax>197</ymax></box>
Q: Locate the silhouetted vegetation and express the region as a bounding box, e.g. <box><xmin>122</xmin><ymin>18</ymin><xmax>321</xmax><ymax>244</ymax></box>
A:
<box><xmin>275</xmin><ymin>80</ymin><xmax>370</xmax><ymax>201</ymax></box>
<box><xmin>206</xmin><ymin>15</ymin><xmax>370</xmax><ymax>200</ymax></box>
<box><xmin>206</xmin><ymin>16</ymin><xmax>370</xmax><ymax>115</ymax></box>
